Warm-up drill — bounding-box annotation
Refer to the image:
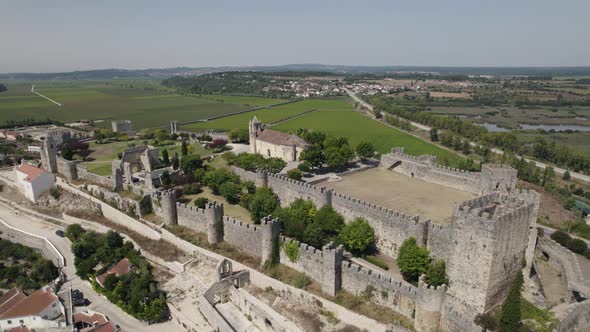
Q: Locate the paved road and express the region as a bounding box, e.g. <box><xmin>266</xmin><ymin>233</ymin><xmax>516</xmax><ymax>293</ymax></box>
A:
<box><xmin>345</xmin><ymin>89</ymin><xmax>590</xmax><ymax>183</ymax></box>
<box><xmin>0</xmin><ymin>206</ymin><xmax>181</xmax><ymax>332</ymax></box>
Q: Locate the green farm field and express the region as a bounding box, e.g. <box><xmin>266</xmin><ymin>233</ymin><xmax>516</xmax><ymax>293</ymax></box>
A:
<box><xmin>183</xmin><ymin>98</ymin><xmax>354</xmax><ymax>131</ymax></box>
<box><xmin>196</xmin><ymin>94</ymin><xmax>287</xmax><ymax>106</ymax></box>
<box><xmin>273</xmin><ymin>109</ymin><xmax>462</xmax><ymax>165</ymax></box>
<box><xmin>0</xmin><ymin>80</ymin><xmax>252</xmax><ymax>129</ymax></box>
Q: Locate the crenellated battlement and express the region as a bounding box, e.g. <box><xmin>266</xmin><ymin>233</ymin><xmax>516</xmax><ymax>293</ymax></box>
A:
<box><xmin>331</xmin><ymin>191</ymin><xmax>423</xmax><ymax>225</ymax></box>
<box><xmin>266</xmin><ymin>171</ymin><xmax>330</xmax><ymax>192</ymax></box>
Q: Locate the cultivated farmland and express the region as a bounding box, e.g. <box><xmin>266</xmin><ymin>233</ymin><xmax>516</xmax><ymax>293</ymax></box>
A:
<box><xmin>0</xmin><ymin>80</ymin><xmax>257</xmax><ymax>129</ymax></box>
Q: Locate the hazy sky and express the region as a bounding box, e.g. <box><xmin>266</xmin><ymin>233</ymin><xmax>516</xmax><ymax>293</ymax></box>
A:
<box><xmin>2</xmin><ymin>0</ymin><xmax>589</xmax><ymax>72</ymax></box>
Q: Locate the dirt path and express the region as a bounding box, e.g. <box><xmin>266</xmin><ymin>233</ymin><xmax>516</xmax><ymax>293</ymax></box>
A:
<box><xmin>536</xmin><ymin>257</ymin><xmax>567</xmax><ymax>308</ymax></box>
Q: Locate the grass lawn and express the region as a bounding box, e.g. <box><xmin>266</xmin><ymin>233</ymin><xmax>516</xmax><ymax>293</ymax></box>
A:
<box><xmin>273</xmin><ymin>109</ymin><xmax>463</xmax><ymax>165</ymax></box>
<box><xmin>184</xmin><ymin>187</ymin><xmax>252</xmax><ymax>222</ymax></box>
<box><xmin>183</xmin><ymin>97</ymin><xmax>354</xmax><ymax>131</ymax></box>
<box><xmin>0</xmin><ymin>80</ymin><xmax>246</xmax><ymax>128</ymax></box>
<box><xmin>196</xmin><ymin>94</ymin><xmax>287</xmax><ymax>106</ymax></box>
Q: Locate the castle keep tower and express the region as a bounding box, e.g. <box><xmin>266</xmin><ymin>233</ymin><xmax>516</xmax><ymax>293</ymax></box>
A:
<box><xmin>205</xmin><ymin>202</ymin><xmax>224</xmax><ymax>244</ymax></box>
<box><xmin>160</xmin><ymin>190</ymin><xmax>178</xmax><ymax>225</ymax></box>
<box><xmin>248</xmin><ymin>116</ymin><xmax>263</xmax><ymax>154</ymax></box>
<box><xmin>40</xmin><ymin>136</ymin><xmax>58</xmax><ymax>173</ymax></box>
<box><xmin>321</xmin><ymin>242</ymin><xmax>343</xmax><ymax>296</ymax></box>
<box><xmin>478</xmin><ymin>164</ymin><xmax>518</xmax><ymax>194</ymax></box>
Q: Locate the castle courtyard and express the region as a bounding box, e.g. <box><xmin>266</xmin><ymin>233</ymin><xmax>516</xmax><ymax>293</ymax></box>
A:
<box><xmin>321</xmin><ymin>167</ymin><xmax>476</xmax><ymax>224</ymax></box>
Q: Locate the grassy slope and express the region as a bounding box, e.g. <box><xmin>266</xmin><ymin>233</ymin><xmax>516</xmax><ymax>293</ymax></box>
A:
<box><xmin>0</xmin><ymin>80</ymin><xmax>248</xmax><ymax>128</ymax></box>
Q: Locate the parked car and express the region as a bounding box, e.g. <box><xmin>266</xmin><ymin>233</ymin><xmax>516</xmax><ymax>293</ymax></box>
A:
<box><xmin>73</xmin><ymin>297</ymin><xmax>90</xmax><ymax>307</ymax></box>
<box><xmin>55</xmin><ymin>229</ymin><xmax>65</xmax><ymax>237</ymax></box>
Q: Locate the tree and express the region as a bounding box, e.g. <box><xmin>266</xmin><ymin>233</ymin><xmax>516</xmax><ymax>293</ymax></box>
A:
<box><xmin>219</xmin><ymin>182</ymin><xmax>241</xmax><ymax>204</ymax></box>
<box><xmin>0</xmin><ymin>83</ymin><xmax>7</xmax><ymax>93</ymax></box>
<box><xmin>65</xmin><ymin>224</ymin><xmax>85</xmax><ymax>242</ymax></box>
<box><xmin>203</xmin><ymin>168</ymin><xmax>240</xmax><ymax>194</ymax></box>
<box><xmin>397</xmin><ymin>237</ymin><xmax>430</xmax><ymax>283</ymax></box>
<box><xmin>287</xmin><ymin>168</ymin><xmax>303</xmax><ymax>181</ymax></box>
<box><xmin>541</xmin><ymin>166</ymin><xmax>555</xmax><ymax>187</ymax></box>
<box><xmin>563</xmin><ymin>170</ymin><xmax>571</xmax><ymax>181</ymax></box>
<box><xmin>425</xmin><ymin>260</ymin><xmax>448</xmax><ymax>286</ymax></box>
<box><xmin>566</xmin><ymin>238</ymin><xmax>587</xmax><ymax>254</ymax></box>
<box><xmin>160</xmin><ymin>171</ymin><xmax>172</xmax><ymax>186</ymax></box>
<box><xmin>337</xmin><ymin>218</ymin><xmax>375</xmax><ymax>254</ymax></box>
<box><xmin>499</xmin><ymin>272</ymin><xmax>523</xmax><ymax>332</ymax></box>
<box><xmin>181</xmin><ymin>140</ymin><xmax>188</xmax><ymax>156</ymax></box>
<box><xmin>249</xmin><ymin>188</ymin><xmax>280</xmax><ymax>223</ymax></box>
<box><xmin>171</xmin><ymin>152</ymin><xmax>179</xmax><ymax>170</ymax></box>
<box><xmin>429</xmin><ymin>128</ymin><xmax>439</xmax><ymax>142</ymax></box>
<box><xmin>304</xmin><ymin>205</ymin><xmax>345</xmax><ymax>248</ymax></box>
<box><xmin>356</xmin><ymin>141</ymin><xmax>374</xmax><ymax>160</ymax></box>
<box><xmin>274</xmin><ymin>198</ymin><xmax>316</xmax><ymax>240</ymax></box>
<box><xmin>60</xmin><ymin>145</ymin><xmax>74</xmax><ymax>160</ymax></box>
<box><xmin>550</xmin><ymin>230</ymin><xmax>571</xmax><ymax>246</ymax></box>
<box><xmin>180</xmin><ymin>154</ymin><xmax>203</xmax><ymax>174</ymax></box>
<box><xmin>325</xmin><ymin>145</ymin><xmax>354</xmax><ymax>170</ymax></box>
<box><xmin>105</xmin><ymin>230</ymin><xmax>124</xmax><ymax>249</ymax></box>
<box><xmin>162</xmin><ymin>149</ymin><xmax>170</xmax><ymax>166</ymax></box>
<box><xmin>228</xmin><ymin>128</ymin><xmax>249</xmax><ymax>142</ymax></box>
<box><xmin>103</xmin><ymin>274</ymin><xmax>119</xmax><ymax>291</ymax></box>
<box><xmin>300</xmin><ymin>145</ymin><xmax>324</xmax><ymax>168</ymax></box>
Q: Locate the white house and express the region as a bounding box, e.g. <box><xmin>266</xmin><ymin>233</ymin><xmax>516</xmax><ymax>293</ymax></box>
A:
<box><xmin>0</xmin><ymin>287</ymin><xmax>65</xmax><ymax>331</ymax></box>
<box><xmin>248</xmin><ymin>116</ymin><xmax>307</xmax><ymax>162</ymax></box>
<box><xmin>15</xmin><ymin>162</ymin><xmax>55</xmax><ymax>202</ymax></box>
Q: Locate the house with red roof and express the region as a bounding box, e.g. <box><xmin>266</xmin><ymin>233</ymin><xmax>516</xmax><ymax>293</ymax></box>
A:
<box><xmin>96</xmin><ymin>258</ymin><xmax>136</xmax><ymax>287</ymax></box>
<box><xmin>249</xmin><ymin>116</ymin><xmax>307</xmax><ymax>162</ymax></box>
<box><xmin>74</xmin><ymin>310</ymin><xmax>121</xmax><ymax>332</ymax></box>
<box><xmin>15</xmin><ymin>161</ymin><xmax>55</xmax><ymax>202</ymax></box>
<box><xmin>0</xmin><ymin>286</ymin><xmax>64</xmax><ymax>331</ymax></box>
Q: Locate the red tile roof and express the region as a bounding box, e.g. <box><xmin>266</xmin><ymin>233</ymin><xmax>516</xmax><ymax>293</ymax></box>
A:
<box><xmin>0</xmin><ymin>289</ymin><xmax>26</xmax><ymax>316</ymax></box>
<box><xmin>256</xmin><ymin>129</ymin><xmax>306</xmax><ymax>148</ymax></box>
<box><xmin>75</xmin><ymin>311</ymin><xmax>120</xmax><ymax>332</ymax></box>
<box><xmin>96</xmin><ymin>258</ymin><xmax>136</xmax><ymax>286</ymax></box>
<box><xmin>8</xmin><ymin>327</ymin><xmax>30</xmax><ymax>332</ymax></box>
<box><xmin>0</xmin><ymin>287</ymin><xmax>58</xmax><ymax>319</ymax></box>
<box><xmin>16</xmin><ymin>163</ymin><xmax>49</xmax><ymax>182</ymax></box>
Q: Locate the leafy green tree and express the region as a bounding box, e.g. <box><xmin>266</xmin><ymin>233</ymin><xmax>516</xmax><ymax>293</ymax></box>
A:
<box><xmin>160</xmin><ymin>171</ymin><xmax>172</xmax><ymax>186</ymax></box>
<box><xmin>72</xmin><ymin>239</ymin><xmax>97</xmax><ymax>260</ymax></box>
<box><xmin>274</xmin><ymin>198</ymin><xmax>316</xmax><ymax>240</ymax></box>
<box><xmin>105</xmin><ymin>230</ymin><xmax>124</xmax><ymax>249</ymax></box>
<box><xmin>397</xmin><ymin>237</ymin><xmax>430</xmax><ymax>283</ymax></box>
<box><xmin>162</xmin><ymin>149</ymin><xmax>170</xmax><ymax>166</ymax></box>
<box><xmin>499</xmin><ymin>272</ymin><xmax>523</xmax><ymax>332</ymax></box>
<box><xmin>425</xmin><ymin>260</ymin><xmax>448</xmax><ymax>286</ymax></box>
<box><xmin>60</xmin><ymin>145</ymin><xmax>74</xmax><ymax>160</ymax></box>
<box><xmin>429</xmin><ymin>128</ymin><xmax>439</xmax><ymax>142</ymax></box>
<box><xmin>566</xmin><ymin>238</ymin><xmax>587</xmax><ymax>254</ymax></box>
<box><xmin>304</xmin><ymin>205</ymin><xmax>345</xmax><ymax>248</ymax></box>
<box><xmin>103</xmin><ymin>274</ymin><xmax>119</xmax><ymax>291</ymax></box>
<box><xmin>219</xmin><ymin>182</ymin><xmax>241</xmax><ymax>204</ymax></box>
<box><xmin>474</xmin><ymin>312</ymin><xmax>498</xmax><ymax>332</ymax></box>
<box><xmin>180</xmin><ymin>154</ymin><xmax>203</xmax><ymax>174</ymax></box>
<box><xmin>550</xmin><ymin>230</ymin><xmax>571</xmax><ymax>246</ymax></box>
<box><xmin>203</xmin><ymin>168</ymin><xmax>240</xmax><ymax>194</ymax></box>
<box><xmin>228</xmin><ymin>128</ymin><xmax>249</xmax><ymax>142</ymax></box>
<box><xmin>325</xmin><ymin>145</ymin><xmax>354</xmax><ymax>170</ymax></box>
<box><xmin>65</xmin><ymin>224</ymin><xmax>85</xmax><ymax>242</ymax></box>
<box><xmin>249</xmin><ymin>188</ymin><xmax>280</xmax><ymax>223</ymax></box>
<box><xmin>300</xmin><ymin>145</ymin><xmax>324</xmax><ymax>168</ymax></box>
<box><xmin>563</xmin><ymin>170</ymin><xmax>571</xmax><ymax>181</ymax></box>
<box><xmin>356</xmin><ymin>141</ymin><xmax>375</xmax><ymax>160</ymax></box>
<box><xmin>181</xmin><ymin>140</ymin><xmax>188</xmax><ymax>156</ymax></box>
<box><xmin>337</xmin><ymin>218</ymin><xmax>375</xmax><ymax>254</ymax></box>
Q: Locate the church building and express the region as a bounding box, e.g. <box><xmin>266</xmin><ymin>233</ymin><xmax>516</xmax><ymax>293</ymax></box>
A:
<box><xmin>248</xmin><ymin>116</ymin><xmax>307</xmax><ymax>162</ymax></box>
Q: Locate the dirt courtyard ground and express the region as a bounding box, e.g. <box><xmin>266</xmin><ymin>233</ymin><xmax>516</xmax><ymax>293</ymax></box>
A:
<box><xmin>321</xmin><ymin>167</ymin><xmax>475</xmax><ymax>224</ymax></box>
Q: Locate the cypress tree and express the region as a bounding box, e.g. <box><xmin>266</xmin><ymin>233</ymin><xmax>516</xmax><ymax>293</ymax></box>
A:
<box><xmin>162</xmin><ymin>149</ymin><xmax>170</xmax><ymax>166</ymax></box>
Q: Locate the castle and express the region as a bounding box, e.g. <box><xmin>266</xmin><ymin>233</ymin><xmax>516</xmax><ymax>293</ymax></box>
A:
<box><xmin>248</xmin><ymin>116</ymin><xmax>307</xmax><ymax>162</ymax></box>
<box><xmin>41</xmin><ymin>131</ymin><xmax>546</xmax><ymax>331</ymax></box>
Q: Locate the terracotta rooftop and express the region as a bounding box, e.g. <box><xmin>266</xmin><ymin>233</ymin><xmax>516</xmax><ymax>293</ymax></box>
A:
<box><xmin>0</xmin><ymin>287</ymin><xmax>58</xmax><ymax>319</ymax></box>
<box><xmin>8</xmin><ymin>327</ymin><xmax>31</xmax><ymax>332</ymax></box>
<box><xmin>96</xmin><ymin>258</ymin><xmax>136</xmax><ymax>286</ymax></box>
<box><xmin>16</xmin><ymin>162</ymin><xmax>48</xmax><ymax>182</ymax></box>
<box><xmin>0</xmin><ymin>289</ymin><xmax>27</xmax><ymax>316</ymax></box>
<box><xmin>75</xmin><ymin>311</ymin><xmax>120</xmax><ymax>332</ymax></box>
<box><xmin>256</xmin><ymin>128</ymin><xmax>307</xmax><ymax>148</ymax></box>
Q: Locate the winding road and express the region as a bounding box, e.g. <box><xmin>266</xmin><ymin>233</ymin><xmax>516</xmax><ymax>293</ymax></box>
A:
<box><xmin>345</xmin><ymin>89</ymin><xmax>590</xmax><ymax>183</ymax></box>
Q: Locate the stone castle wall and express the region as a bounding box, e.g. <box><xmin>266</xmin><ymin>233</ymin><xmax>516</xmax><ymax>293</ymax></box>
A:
<box><xmin>279</xmin><ymin>236</ymin><xmax>324</xmax><ymax>282</ymax></box>
<box><xmin>267</xmin><ymin>172</ymin><xmax>332</xmax><ymax>207</ymax></box>
<box><xmin>56</xmin><ymin>157</ymin><xmax>78</xmax><ymax>181</ymax></box>
<box><xmin>223</xmin><ymin>216</ymin><xmax>279</xmax><ymax>264</ymax></box>
<box><xmin>85</xmin><ymin>184</ymin><xmax>142</xmax><ymax>218</ymax></box>
<box><xmin>175</xmin><ymin>201</ymin><xmax>222</xmax><ymax>234</ymax></box>
<box><xmin>76</xmin><ymin>165</ymin><xmax>114</xmax><ymax>187</ymax></box>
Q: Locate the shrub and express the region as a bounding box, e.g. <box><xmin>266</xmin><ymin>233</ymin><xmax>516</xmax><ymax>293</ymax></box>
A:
<box><xmin>499</xmin><ymin>272</ymin><xmax>524</xmax><ymax>332</ymax></box>
<box><xmin>297</xmin><ymin>162</ymin><xmax>311</xmax><ymax>173</ymax></box>
<box><xmin>337</xmin><ymin>218</ymin><xmax>375</xmax><ymax>254</ymax></box>
<box><xmin>207</xmin><ymin>138</ymin><xmax>228</xmax><ymax>149</ymax></box>
<box><xmin>563</xmin><ymin>170</ymin><xmax>571</xmax><ymax>180</ymax></box>
<box><xmin>49</xmin><ymin>187</ymin><xmax>61</xmax><ymax>199</ymax></box>
<box><xmin>550</xmin><ymin>230</ymin><xmax>571</xmax><ymax>246</ymax></box>
<box><xmin>219</xmin><ymin>182</ymin><xmax>242</xmax><ymax>204</ymax></box>
<box><xmin>284</xmin><ymin>240</ymin><xmax>299</xmax><ymax>262</ymax></box>
<box><xmin>180</xmin><ymin>154</ymin><xmax>203</xmax><ymax>174</ymax></box>
<box><xmin>292</xmin><ymin>273</ymin><xmax>311</xmax><ymax>289</ymax></box>
<box><xmin>355</xmin><ymin>141</ymin><xmax>375</xmax><ymax>160</ymax></box>
<box><xmin>65</xmin><ymin>224</ymin><xmax>85</xmax><ymax>242</ymax></box>
<box><xmin>566</xmin><ymin>238</ymin><xmax>588</xmax><ymax>254</ymax></box>
<box><xmin>397</xmin><ymin>237</ymin><xmax>430</xmax><ymax>283</ymax></box>
<box><xmin>287</xmin><ymin>168</ymin><xmax>303</xmax><ymax>181</ymax></box>
<box><xmin>194</xmin><ymin>197</ymin><xmax>209</xmax><ymax>209</ymax></box>
<box><xmin>203</xmin><ymin>168</ymin><xmax>240</xmax><ymax>194</ymax></box>
<box><xmin>182</xmin><ymin>183</ymin><xmax>201</xmax><ymax>195</ymax></box>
